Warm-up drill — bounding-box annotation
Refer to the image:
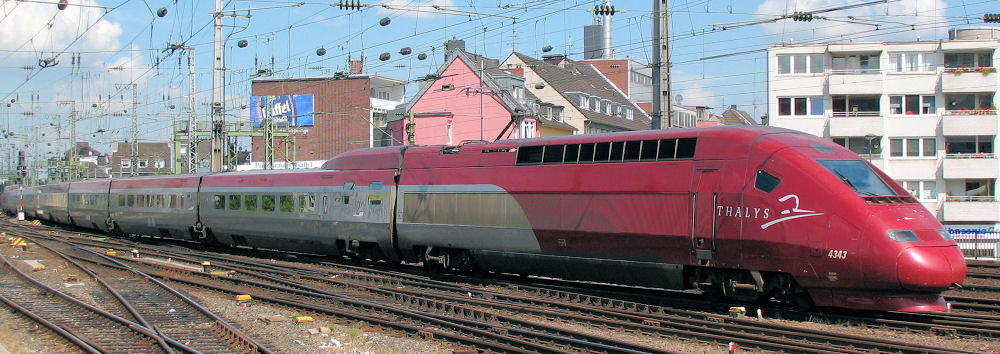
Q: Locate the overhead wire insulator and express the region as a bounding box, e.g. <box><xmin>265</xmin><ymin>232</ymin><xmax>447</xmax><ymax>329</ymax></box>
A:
<box><xmin>792</xmin><ymin>12</ymin><xmax>813</xmax><ymax>22</ymax></box>
<box><xmin>338</xmin><ymin>1</ymin><xmax>362</xmax><ymax>10</ymax></box>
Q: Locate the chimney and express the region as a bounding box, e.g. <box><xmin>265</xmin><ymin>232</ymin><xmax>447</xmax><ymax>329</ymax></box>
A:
<box><xmin>349</xmin><ymin>59</ymin><xmax>363</xmax><ymax>74</ymax></box>
<box><xmin>445</xmin><ymin>38</ymin><xmax>465</xmax><ymax>54</ymax></box>
<box><xmin>730</xmin><ymin>105</ymin><xmax>737</xmax><ymax>110</ymax></box>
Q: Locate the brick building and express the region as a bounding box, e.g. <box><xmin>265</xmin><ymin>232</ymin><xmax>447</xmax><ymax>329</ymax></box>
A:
<box><xmin>249</xmin><ymin>73</ymin><xmax>406</xmax><ymax>168</ymax></box>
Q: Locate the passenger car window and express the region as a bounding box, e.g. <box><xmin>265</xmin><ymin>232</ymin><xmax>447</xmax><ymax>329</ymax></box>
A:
<box><xmin>280</xmin><ymin>195</ymin><xmax>294</xmax><ymax>212</ymax></box>
<box><xmin>214</xmin><ymin>195</ymin><xmax>225</xmax><ymax>209</ymax></box>
<box><xmin>228</xmin><ymin>195</ymin><xmax>241</xmax><ymax>210</ymax></box>
<box><xmin>245</xmin><ymin>195</ymin><xmax>258</xmax><ymax>211</ymax></box>
<box><xmin>262</xmin><ymin>195</ymin><xmax>275</xmax><ymax>211</ymax></box>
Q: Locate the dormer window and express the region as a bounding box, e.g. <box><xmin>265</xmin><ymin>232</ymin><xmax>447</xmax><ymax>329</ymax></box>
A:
<box><xmin>579</xmin><ymin>95</ymin><xmax>588</xmax><ymax>109</ymax></box>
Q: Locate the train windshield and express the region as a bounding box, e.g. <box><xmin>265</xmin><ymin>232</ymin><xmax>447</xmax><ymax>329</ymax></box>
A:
<box><xmin>817</xmin><ymin>159</ymin><xmax>895</xmax><ymax>196</ymax></box>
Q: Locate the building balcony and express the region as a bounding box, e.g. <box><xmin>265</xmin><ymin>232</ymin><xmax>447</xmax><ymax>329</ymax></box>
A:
<box><xmin>943</xmin><ymin>154</ymin><xmax>999</xmax><ymax>179</ymax></box>
<box><xmin>827</xmin><ymin>71</ymin><xmax>883</xmax><ymax>95</ymax></box>
<box><xmin>829</xmin><ymin>114</ymin><xmax>883</xmax><ymax>136</ymax></box>
<box><xmin>942</xmin><ymin>198</ymin><xmax>1000</xmax><ymax>222</ymax></box>
<box><xmin>942</xmin><ymin>113</ymin><xmax>998</xmax><ymax>135</ymax></box>
<box><xmin>941</xmin><ymin>67</ymin><xmax>998</xmax><ymax>92</ymax></box>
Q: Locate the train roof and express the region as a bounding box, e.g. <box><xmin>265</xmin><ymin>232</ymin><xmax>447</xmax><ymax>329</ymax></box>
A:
<box><xmin>320</xmin><ymin>126</ymin><xmax>840</xmax><ymax>171</ymax></box>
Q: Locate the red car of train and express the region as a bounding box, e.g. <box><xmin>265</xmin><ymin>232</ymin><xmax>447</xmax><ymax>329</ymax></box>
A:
<box><xmin>2</xmin><ymin>126</ymin><xmax>967</xmax><ymax>312</ymax></box>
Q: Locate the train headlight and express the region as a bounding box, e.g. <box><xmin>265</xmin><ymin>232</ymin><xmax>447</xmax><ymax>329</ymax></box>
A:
<box><xmin>886</xmin><ymin>230</ymin><xmax>920</xmax><ymax>242</ymax></box>
<box><xmin>937</xmin><ymin>229</ymin><xmax>953</xmax><ymax>241</ymax></box>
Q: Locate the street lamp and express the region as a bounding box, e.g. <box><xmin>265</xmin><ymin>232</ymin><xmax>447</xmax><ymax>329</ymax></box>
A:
<box><xmin>864</xmin><ymin>134</ymin><xmax>877</xmax><ymax>162</ymax></box>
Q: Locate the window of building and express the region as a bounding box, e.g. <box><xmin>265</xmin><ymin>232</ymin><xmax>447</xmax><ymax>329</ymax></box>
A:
<box><xmin>888</xmin><ymin>52</ymin><xmax>937</xmax><ymax>73</ymax></box>
<box><xmin>944</xmin><ymin>52</ymin><xmax>992</xmax><ymax>68</ymax></box>
<box><xmin>889</xmin><ymin>138</ymin><xmax>936</xmax><ymax>157</ymax></box>
<box><xmin>625</xmin><ymin>108</ymin><xmax>633</xmax><ymax>120</ymax></box>
<box><xmin>889</xmin><ymin>95</ymin><xmax>935</xmax><ymax>115</ymax></box>
<box><xmin>900</xmin><ymin>180</ymin><xmax>937</xmax><ymax>200</ymax></box>
<box><xmin>579</xmin><ymin>95</ymin><xmax>589</xmax><ymax>109</ymax></box>
<box><xmin>778</xmin><ymin>97</ymin><xmax>824</xmax><ymax>116</ymax></box>
<box><xmin>831</xmin><ymin>95</ymin><xmax>880</xmax><ymax>117</ymax></box>
<box><xmin>831</xmin><ymin>54</ymin><xmax>881</xmax><ymax>73</ymax></box>
<box><xmin>945</xmin><ymin>93</ymin><xmax>995</xmax><ymax>112</ymax></box>
<box><xmin>138</xmin><ymin>160</ymin><xmax>148</xmax><ymax>168</ymax></box>
<box><xmin>520</xmin><ymin>120</ymin><xmax>535</xmax><ymax>139</ymax></box>
<box><xmin>121</xmin><ymin>160</ymin><xmax>131</xmax><ymax>169</ymax></box>
<box><xmin>777</xmin><ymin>54</ymin><xmax>824</xmax><ymax>74</ymax></box>
<box><xmin>945</xmin><ymin>136</ymin><xmax>994</xmax><ymax>156</ymax></box>
<box><xmin>832</xmin><ymin>136</ymin><xmax>882</xmax><ymax>156</ymax></box>
<box><xmin>446</xmin><ymin>121</ymin><xmax>453</xmax><ymax>145</ymax></box>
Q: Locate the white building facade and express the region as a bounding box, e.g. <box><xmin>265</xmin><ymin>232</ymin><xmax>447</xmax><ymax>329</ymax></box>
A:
<box><xmin>767</xmin><ymin>28</ymin><xmax>1000</xmax><ymax>230</ymax></box>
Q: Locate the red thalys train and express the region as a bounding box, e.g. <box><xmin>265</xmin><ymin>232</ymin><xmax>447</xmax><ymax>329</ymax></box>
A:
<box><xmin>1</xmin><ymin>126</ymin><xmax>967</xmax><ymax>312</ymax></box>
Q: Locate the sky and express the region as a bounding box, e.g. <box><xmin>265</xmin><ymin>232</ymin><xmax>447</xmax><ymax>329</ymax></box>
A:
<box><xmin>0</xmin><ymin>0</ymin><xmax>995</xmax><ymax>164</ymax></box>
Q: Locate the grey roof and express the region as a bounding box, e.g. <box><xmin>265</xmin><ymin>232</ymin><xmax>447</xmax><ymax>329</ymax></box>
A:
<box><xmin>512</xmin><ymin>52</ymin><xmax>651</xmax><ymax>131</ymax></box>
<box><xmin>522</xmin><ymin>89</ymin><xmax>577</xmax><ymax>132</ymax></box>
<box><xmin>721</xmin><ymin>105</ymin><xmax>756</xmax><ymax>125</ymax></box>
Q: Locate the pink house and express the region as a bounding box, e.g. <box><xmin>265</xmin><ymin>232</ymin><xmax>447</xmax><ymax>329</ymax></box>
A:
<box><xmin>388</xmin><ymin>41</ymin><xmax>573</xmax><ymax>146</ymax></box>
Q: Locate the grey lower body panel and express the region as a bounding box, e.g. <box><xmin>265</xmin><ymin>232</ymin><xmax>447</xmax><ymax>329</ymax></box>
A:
<box><xmin>476</xmin><ymin>250</ymin><xmax>686</xmax><ymax>290</ymax></box>
<box><xmin>396</xmin><ymin>223</ymin><xmax>541</xmax><ymax>262</ymax></box>
<box><xmin>203</xmin><ymin>215</ymin><xmax>390</xmax><ymax>257</ymax></box>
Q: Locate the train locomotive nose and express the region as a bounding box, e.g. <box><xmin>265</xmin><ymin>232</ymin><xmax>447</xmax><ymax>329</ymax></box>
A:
<box><xmin>897</xmin><ymin>246</ymin><xmax>967</xmax><ymax>292</ymax></box>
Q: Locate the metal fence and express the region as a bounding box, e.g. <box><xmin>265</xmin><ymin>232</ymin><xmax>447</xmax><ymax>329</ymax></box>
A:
<box><xmin>949</xmin><ymin>229</ymin><xmax>1000</xmax><ymax>260</ymax></box>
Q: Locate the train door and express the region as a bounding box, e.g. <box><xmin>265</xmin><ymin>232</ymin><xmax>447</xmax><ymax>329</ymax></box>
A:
<box><xmin>692</xmin><ymin>166</ymin><xmax>721</xmax><ymax>265</ymax></box>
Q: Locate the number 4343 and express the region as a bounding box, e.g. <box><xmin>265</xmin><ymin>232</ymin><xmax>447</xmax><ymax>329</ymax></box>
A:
<box><xmin>828</xmin><ymin>250</ymin><xmax>848</xmax><ymax>259</ymax></box>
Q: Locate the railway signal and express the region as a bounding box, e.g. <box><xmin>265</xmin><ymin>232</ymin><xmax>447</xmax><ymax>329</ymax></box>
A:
<box><xmin>984</xmin><ymin>14</ymin><xmax>1000</xmax><ymax>23</ymax></box>
<box><xmin>792</xmin><ymin>11</ymin><xmax>814</xmax><ymax>22</ymax></box>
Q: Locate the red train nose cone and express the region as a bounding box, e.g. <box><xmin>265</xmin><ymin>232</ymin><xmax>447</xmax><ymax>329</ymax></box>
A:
<box><xmin>897</xmin><ymin>246</ymin><xmax>966</xmax><ymax>292</ymax></box>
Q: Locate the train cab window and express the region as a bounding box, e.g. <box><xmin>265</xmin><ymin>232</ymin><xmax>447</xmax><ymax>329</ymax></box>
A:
<box><xmin>371</xmin><ymin>182</ymin><xmax>383</xmax><ymax>190</ymax></box>
<box><xmin>262</xmin><ymin>195</ymin><xmax>275</xmax><ymax>212</ymax></box>
<box><xmin>543</xmin><ymin>145</ymin><xmax>565</xmax><ymax>164</ymax></box>
<box><xmin>624</xmin><ymin>141</ymin><xmax>641</xmax><ymax>161</ymax></box>
<box><xmin>594</xmin><ymin>142</ymin><xmax>611</xmax><ymax>162</ymax></box>
<box><xmin>818</xmin><ymin>159</ymin><xmax>895</xmax><ymax>196</ymax></box>
<box><xmin>516</xmin><ymin>146</ymin><xmax>544</xmax><ymax>165</ymax></box>
<box><xmin>214</xmin><ymin>195</ymin><xmax>225</xmax><ymax>209</ymax></box>
<box><xmin>610</xmin><ymin>141</ymin><xmax>625</xmax><ymax>161</ymax></box>
<box><xmin>658</xmin><ymin>139</ymin><xmax>677</xmax><ymax>160</ymax></box>
<box><xmin>245</xmin><ymin>195</ymin><xmax>258</xmax><ymax>211</ymax></box>
<box><xmin>279</xmin><ymin>195</ymin><xmax>294</xmax><ymax>212</ymax></box>
<box><xmin>755</xmin><ymin>170</ymin><xmax>781</xmax><ymax>193</ymax></box>
<box><xmin>228</xmin><ymin>195</ymin><xmax>241</xmax><ymax>210</ymax></box>
<box><xmin>564</xmin><ymin>144</ymin><xmax>580</xmax><ymax>163</ymax></box>
<box><xmin>578</xmin><ymin>143</ymin><xmax>596</xmax><ymax>163</ymax></box>
<box><xmin>640</xmin><ymin>140</ymin><xmax>659</xmax><ymax>160</ymax></box>
<box><xmin>344</xmin><ymin>182</ymin><xmax>355</xmax><ymax>190</ymax></box>
<box><xmin>676</xmin><ymin>138</ymin><xmax>697</xmax><ymax>159</ymax></box>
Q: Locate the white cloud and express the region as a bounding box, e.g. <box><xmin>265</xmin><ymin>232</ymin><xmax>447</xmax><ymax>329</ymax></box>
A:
<box><xmin>376</xmin><ymin>0</ymin><xmax>457</xmax><ymax>20</ymax></box>
<box><xmin>754</xmin><ymin>0</ymin><xmax>948</xmax><ymax>42</ymax></box>
<box><xmin>678</xmin><ymin>84</ymin><xmax>719</xmax><ymax>108</ymax></box>
<box><xmin>0</xmin><ymin>0</ymin><xmax>122</xmax><ymax>59</ymax></box>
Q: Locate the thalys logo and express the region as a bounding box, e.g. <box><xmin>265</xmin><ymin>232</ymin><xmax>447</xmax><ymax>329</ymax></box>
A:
<box><xmin>717</xmin><ymin>194</ymin><xmax>824</xmax><ymax>230</ymax></box>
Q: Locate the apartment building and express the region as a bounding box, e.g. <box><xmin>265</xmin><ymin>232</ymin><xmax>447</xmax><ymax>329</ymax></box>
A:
<box><xmin>767</xmin><ymin>27</ymin><xmax>1000</xmax><ymax>230</ymax></box>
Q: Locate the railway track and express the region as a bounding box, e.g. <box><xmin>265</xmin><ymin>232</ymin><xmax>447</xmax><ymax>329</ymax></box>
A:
<box><xmin>117</xmin><ymin>242</ymin><xmax>981</xmax><ymax>353</ymax></box>
<box><xmin>4</xmin><ymin>227</ymin><xmax>274</xmax><ymax>353</ymax></box>
<box><xmin>7</xmin><ymin>218</ymin><xmax>999</xmax><ymax>353</ymax></box>
<box><xmin>0</xmin><ymin>252</ymin><xmax>179</xmax><ymax>353</ymax></box>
